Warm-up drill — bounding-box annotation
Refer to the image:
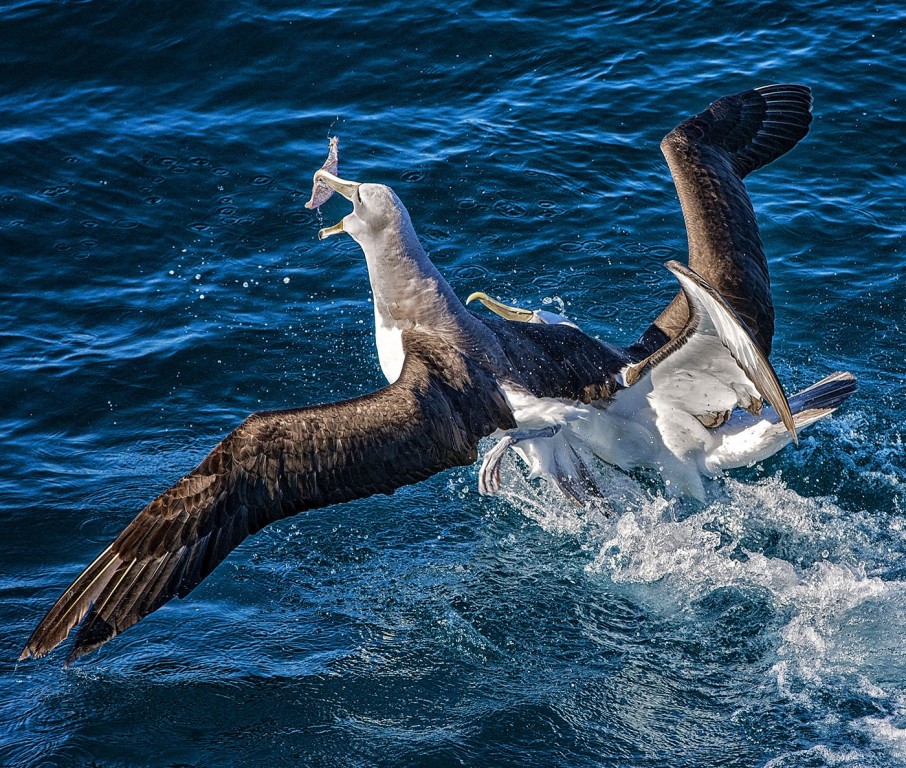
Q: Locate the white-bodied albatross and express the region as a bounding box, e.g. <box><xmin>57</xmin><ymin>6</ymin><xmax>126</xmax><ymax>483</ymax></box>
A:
<box><xmin>20</xmin><ymin>84</ymin><xmax>855</xmax><ymax>663</ymax></box>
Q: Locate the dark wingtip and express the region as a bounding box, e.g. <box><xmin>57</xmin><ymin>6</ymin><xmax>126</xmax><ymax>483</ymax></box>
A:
<box><xmin>65</xmin><ymin>610</ymin><xmax>117</xmax><ymax>665</ymax></box>
<box><xmin>665</xmin><ymin>83</ymin><xmax>814</xmax><ymax>181</ymax></box>
<box><xmin>19</xmin><ymin>629</ymin><xmax>57</xmax><ymax>662</ymax></box>
<box><xmin>19</xmin><ymin>629</ymin><xmax>71</xmax><ymax>664</ymax></box>
<box><xmin>732</xmin><ymin>84</ymin><xmax>813</xmax><ymax>178</ymax></box>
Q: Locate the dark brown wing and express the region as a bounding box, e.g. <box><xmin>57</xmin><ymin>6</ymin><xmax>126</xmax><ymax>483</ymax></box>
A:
<box><xmin>476</xmin><ymin>315</ymin><xmax>629</xmax><ymax>403</ymax></box>
<box><xmin>20</xmin><ymin>331</ymin><xmax>515</xmax><ymax>663</ymax></box>
<box><xmin>638</xmin><ymin>84</ymin><xmax>813</xmax><ymax>357</ymax></box>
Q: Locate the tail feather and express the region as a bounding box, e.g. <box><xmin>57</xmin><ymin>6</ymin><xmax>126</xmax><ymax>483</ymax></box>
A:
<box><xmin>785</xmin><ymin>370</ymin><xmax>857</xmax><ymax>427</ymax></box>
<box><xmin>707</xmin><ymin>371</ymin><xmax>856</xmax><ymax>472</ymax></box>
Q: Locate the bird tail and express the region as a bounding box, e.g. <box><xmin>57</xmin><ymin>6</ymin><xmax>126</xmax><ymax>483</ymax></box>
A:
<box><xmin>785</xmin><ymin>370</ymin><xmax>857</xmax><ymax>429</ymax></box>
<box><xmin>707</xmin><ymin>371</ymin><xmax>856</xmax><ymax>471</ymax></box>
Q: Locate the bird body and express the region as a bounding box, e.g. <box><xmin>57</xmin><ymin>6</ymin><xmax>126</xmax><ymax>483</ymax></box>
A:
<box><xmin>20</xmin><ymin>83</ymin><xmax>855</xmax><ymax>663</ymax></box>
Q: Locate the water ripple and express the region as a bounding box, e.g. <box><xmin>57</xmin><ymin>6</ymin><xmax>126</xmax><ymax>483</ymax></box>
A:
<box><xmin>1</xmin><ymin>1</ymin><xmax>904</xmax><ymax>766</ymax></box>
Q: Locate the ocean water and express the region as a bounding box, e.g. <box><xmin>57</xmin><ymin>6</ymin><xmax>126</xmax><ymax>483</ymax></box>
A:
<box><xmin>1</xmin><ymin>1</ymin><xmax>904</xmax><ymax>765</ymax></box>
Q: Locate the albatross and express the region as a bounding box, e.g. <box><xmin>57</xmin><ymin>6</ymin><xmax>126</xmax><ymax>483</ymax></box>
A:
<box><xmin>21</xmin><ymin>84</ymin><xmax>855</xmax><ymax>663</ymax></box>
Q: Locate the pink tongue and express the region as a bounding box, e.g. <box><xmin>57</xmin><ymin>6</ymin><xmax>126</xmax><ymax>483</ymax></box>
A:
<box><xmin>304</xmin><ymin>137</ymin><xmax>340</xmax><ymax>209</ymax></box>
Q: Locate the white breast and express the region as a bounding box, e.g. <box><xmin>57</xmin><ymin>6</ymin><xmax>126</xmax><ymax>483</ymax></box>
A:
<box><xmin>375</xmin><ymin>317</ymin><xmax>405</xmax><ymax>384</ymax></box>
<box><xmin>500</xmin><ymin>383</ymin><xmax>712</xmax><ymax>499</ymax></box>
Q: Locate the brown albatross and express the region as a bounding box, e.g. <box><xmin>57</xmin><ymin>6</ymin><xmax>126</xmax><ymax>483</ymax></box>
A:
<box><xmin>20</xmin><ymin>84</ymin><xmax>855</xmax><ymax>663</ymax></box>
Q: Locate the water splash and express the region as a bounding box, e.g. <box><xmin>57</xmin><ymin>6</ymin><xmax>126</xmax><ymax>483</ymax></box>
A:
<box><xmin>497</xmin><ymin>444</ymin><xmax>906</xmax><ymax>766</ymax></box>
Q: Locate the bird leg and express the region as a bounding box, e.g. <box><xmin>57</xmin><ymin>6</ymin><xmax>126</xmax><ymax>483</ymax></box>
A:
<box><xmin>695</xmin><ymin>409</ymin><xmax>732</xmax><ymax>429</ymax></box>
<box><xmin>478</xmin><ymin>425</ymin><xmax>561</xmax><ymax>496</ymax></box>
<box><xmin>547</xmin><ymin>442</ymin><xmax>604</xmax><ymax>507</ymax></box>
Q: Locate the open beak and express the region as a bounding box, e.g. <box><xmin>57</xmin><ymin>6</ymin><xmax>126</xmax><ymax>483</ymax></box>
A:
<box><xmin>317</xmin><ymin>220</ymin><xmax>345</xmax><ymax>240</ymax></box>
<box><xmin>466</xmin><ymin>291</ymin><xmax>537</xmax><ymax>322</ymax></box>
<box><xmin>314</xmin><ymin>170</ymin><xmax>361</xmax><ymax>240</ymax></box>
<box><xmin>315</xmin><ymin>169</ymin><xmax>359</xmax><ymax>201</ymax></box>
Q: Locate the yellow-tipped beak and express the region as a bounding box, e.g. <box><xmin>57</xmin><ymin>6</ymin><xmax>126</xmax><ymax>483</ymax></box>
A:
<box><xmin>466</xmin><ymin>291</ymin><xmax>536</xmax><ymax>322</ymax></box>
<box><xmin>318</xmin><ymin>220</ymin><xmax>345</xmax><ymax>240</ymax></box>
<box><xmin>313</xmin><ymin>170</ymin><xmax>360</xmax><ymax>240</ymax></box>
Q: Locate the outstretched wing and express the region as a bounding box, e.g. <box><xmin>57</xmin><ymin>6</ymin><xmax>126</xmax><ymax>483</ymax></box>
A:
<box><xmin>637</xmin><ymin>84</ymin><xmax>813</xmax><ymax>357</ymax></box>
<box><xmin>21</xmin><ymin>331</ymin><xmax>515</xmax><ymax>663</ymax></box>
<box><xmin>621</xmin><ymin>261</ymin><xmax>795</xmax><ymax>497</ymax></box>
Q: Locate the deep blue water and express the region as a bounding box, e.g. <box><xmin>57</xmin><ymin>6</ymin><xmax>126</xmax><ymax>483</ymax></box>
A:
<box><xmin>1</xmin><ymin>1</ymin><xmax>905</xmax><ymax>766</ymax></box>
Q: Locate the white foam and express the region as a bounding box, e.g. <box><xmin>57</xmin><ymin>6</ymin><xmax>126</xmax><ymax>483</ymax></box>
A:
<box><xmin>856</xmin><ymin>714</ymin><xmax>906</xmax><ymax>761</ymax></box>
<box><xmin>496</xmin><ymin>456</ymin><xmax>906</xmax><ymax>766</ymax></box>
<box><xmin>763</xmin><ymin>744</ymin><xmax>863</xmax><ymax>767</ymax></box>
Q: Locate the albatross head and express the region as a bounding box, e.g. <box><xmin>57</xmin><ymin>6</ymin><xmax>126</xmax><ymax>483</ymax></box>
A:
<box><xmin>310</xmin><ymin>167</ymin><xmax>482</xmax><ymax>384</ymax></box>
<box><xmin>314</xmin><ymin>170</ymin><xmax>413</xmax><ymax>251</ymax></box>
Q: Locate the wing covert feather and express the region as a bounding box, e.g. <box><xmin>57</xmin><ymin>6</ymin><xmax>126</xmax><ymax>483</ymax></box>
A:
<box><xmin>476</xmin><ymin>314</ymin><xmax>628</xmax><ymax>403</ymax></box>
